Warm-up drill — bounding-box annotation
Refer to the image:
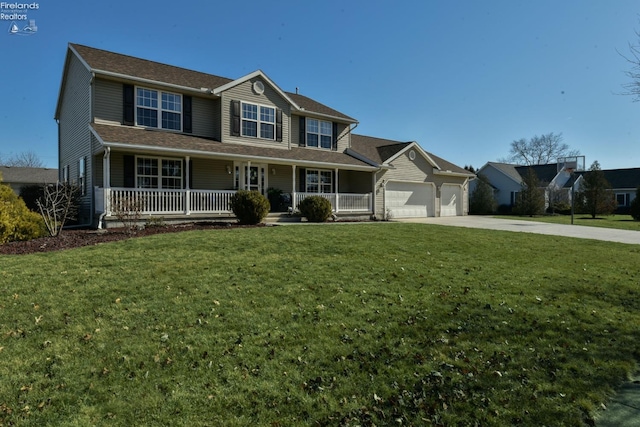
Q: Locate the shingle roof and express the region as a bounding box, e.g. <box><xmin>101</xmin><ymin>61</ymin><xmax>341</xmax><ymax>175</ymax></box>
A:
<box><xmin>350</xmin><ymin>134</ymin><xmax>472</xmax><ymax>175</ymax></box>
<box><xmin>70</xmin><ymin>44</ymin><xmax>355</xmax><ymax>122</ymax></box>
<box><xmin>515</xmin><ymin>163</ymin><xmax>559</xmax><ymax>184</ymax></box>
<box><xmin>575</xmin><ymin>168</ymin><xmax>640</xmax><ymax>190</ymax></box>
<box><xmin>350</xmin><ymin>134</ymin><xmax>409</xmax><ymax>164</ymax></box>
<box><xmin>482</xmin><ymin>162</ymin><xmax>522</xmax><ymax>183</ymax></box>
<box><xmin>0</xmin><ymin>166</ymin><xmax>58</xmax><ymax>184</ymax></box>
<box><xmin>91</xmin><ymin>124</ymin><xmax>374</xmax><ymax>169</ymax></box>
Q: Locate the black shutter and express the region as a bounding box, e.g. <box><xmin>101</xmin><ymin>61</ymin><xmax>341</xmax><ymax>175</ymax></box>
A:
<box><xmin>231</xmin><ymin>100</ymin><xmax>240</xmax><ymax>136</ymax></box>
<box><xmin>183</xmin><ymin>95</ymin><xmax>192</xmax><ymax>133</ymax></box>
<box><xmin>332</xmin><ymin>122</ymin><xmax>338</xmax><ymax>151</ymax></box>
<box><xmin>299</xmin><ymin>116</ymin><xmax>306</xmax><ymax>147</ymax></box>
<box><xmin>299</xmin><ymin>168</ymin><xmax>306</xmax><ymax>192</ymax></box>
<box><xmin>123</xmin><ymin>84</ymin><xmax>134</xmax><ymax>126</ymax></box>
<box><xmin>275</xmin><ymin>109</ymin><xmax>283</xmax><ymax>142</ymax></box>
<box><xmin>123</xmin><ymin>155</ymin><xmax>135</xmax><ymax>188</ymax></box>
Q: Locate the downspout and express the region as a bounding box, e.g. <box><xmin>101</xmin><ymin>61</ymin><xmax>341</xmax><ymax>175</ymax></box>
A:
<box><xmin>97</xmin><ymin>147</ymin><xmax>111</xmax><ymax>229</ymax></box>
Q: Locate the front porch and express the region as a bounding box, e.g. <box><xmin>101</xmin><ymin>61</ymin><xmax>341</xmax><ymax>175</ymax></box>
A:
<box><xmin>95</xmin><ymin>187</ymin><xmax>372</xmax><ymax>217</ymax></box>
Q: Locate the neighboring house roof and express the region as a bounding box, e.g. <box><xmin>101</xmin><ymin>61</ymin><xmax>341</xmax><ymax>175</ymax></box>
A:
<box><xmin>595</xmin><ymin>168</ymin><xmax>640</xmax><ymax>190</ymax></box>
<box><xmin>61</xmin><ymin>43</ymin><xmax>355</xmax><ymax>123</ymax></box>
<box><xmin>0</xmin><ymin>166</ymin><xmax>58</xmax><ymax>185</ymax></box>
<box><xmin>515</xmin><ymin>163</ymin><xmax>559</xmax><ymax>184</ymax></box>
<box><xmin>90</xmin><ymin>124</ymin><xmax>374</xmax><ymax>170</ymax></box>
<box><xmin>480</xmin><ymin>162</ymin><xmax>523</xmax><ymax>184</ymax></box>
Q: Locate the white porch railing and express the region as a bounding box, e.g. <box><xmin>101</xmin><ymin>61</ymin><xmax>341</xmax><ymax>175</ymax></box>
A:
<box><xmin>96</xmin><ymin>187</ymin><xmax>372</xmax><ymax>216</ymax></box>
<box><xmin>292</xmin><ymin>192</ymin><xmax>372</xmax><ymax>213</ymax></box>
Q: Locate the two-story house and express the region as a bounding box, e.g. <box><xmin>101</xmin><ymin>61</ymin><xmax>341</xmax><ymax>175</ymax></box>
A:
<box><xmin>55</xmin><ymin>43</ymin><xmax>474</xmax><ymax>227</ymax></box>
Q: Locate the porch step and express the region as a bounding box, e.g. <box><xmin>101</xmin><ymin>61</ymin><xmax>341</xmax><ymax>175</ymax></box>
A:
<box><xmin>265</xmin><ymin>213</ymin><xmax>302</xmax><ymax>224</ymax></box>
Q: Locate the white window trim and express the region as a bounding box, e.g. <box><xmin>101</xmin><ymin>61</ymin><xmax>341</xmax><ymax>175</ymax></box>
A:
<box><xmin>135</xmin><ymin>155</ymin><xmax>183</xmax><ymax>190</ymax></box>
<box><xmin>306</xmin><ymin>118</ymin><xmax>333</xmax><ymax>150</ymax></box>
<box><xmin>616</xmin><ymin>192</ymin><xmax>629</xmax><ymax>207</ymax></box>
<box><xmin>135</xmin><ymin>86</ymin><xmax>183</xmax><ymax>132</ymax></box>
<box><xmin>78</xmin><ymin>157</ymin><xmax>86</xmax><ymax>196</ymax></box>
<box><xmin>240</xmin><ymin>101</ymin><xmax>276</xmax><ymax>140</ymax></box>
<box><xmin>305</xmin><ymin>168</ymin><xmax>333</xmax><ymax>193</ymax></box>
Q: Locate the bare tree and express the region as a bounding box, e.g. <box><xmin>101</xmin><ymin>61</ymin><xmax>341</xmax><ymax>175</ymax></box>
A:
<box><xmin>36</xmin><ymin>183</ymin><xmax>80</xmax><ymax>237</ymax></box>
<box><xmin>499</xmin><ymin>132</ymin><xmax>580</xmax><ymax>165</ymax></box>
<box><xmin>620</xmin><ymin>29</ymin><xmax>640</xmax><ymax>101</ymax></box>
<box><xmin>0</xmin><ymin>150</ymin><xmax>45</xmax><ymax>168</ymax></box>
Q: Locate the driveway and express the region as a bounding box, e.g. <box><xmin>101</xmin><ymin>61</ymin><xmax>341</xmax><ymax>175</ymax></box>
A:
<box><xmin>396</xmin><ymin>216</ymin><xmax>640</xmax><ymax>245</ymax></box>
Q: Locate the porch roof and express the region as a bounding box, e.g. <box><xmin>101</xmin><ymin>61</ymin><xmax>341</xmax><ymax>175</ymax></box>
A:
<box><xmin>91</xmin><ymin>124</ymin><xmax>376</xmax><ymax>170</ymax></box>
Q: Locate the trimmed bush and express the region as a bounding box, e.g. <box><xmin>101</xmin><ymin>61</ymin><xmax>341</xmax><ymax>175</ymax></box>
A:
<box><xmin>298</xmin><ymin>196</ymin><xmax>333</xmax><ymax>222</ymax></box>
<box><xmin>229</xmin><ymin>190</ymin><xmax>270</xmax><ymax>225</ymax></box>
<box><xmin>0</xmin><ymin>184</ymin><xmax>45</xmax><ymax>243</ymax></box>
<box><xmin>19</xmin><ymin>184</ymin><xmax>45</xmax><ymax>212</ymax></box>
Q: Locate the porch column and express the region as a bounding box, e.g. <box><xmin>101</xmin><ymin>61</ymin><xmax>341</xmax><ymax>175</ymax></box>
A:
<box><xmin>103</xmin><ymin>147</ymin><xmax>111</xmax><ymax>216</ymax></box>
<box><xmin>185</xmin><ymin>156</ymin><xmax>191</xmax><ymax>215</ymax></box>
<box><xmin>291</xmin><ymin>165</ymin><xmax>297</xmax><ymax>211</ymax></box>
<box><xmin>335</xmin><ymin>167</ymin><xmax>340</xmax><ymax>213</ymax></box>
<box><xmin>246</xmin><ymin>161</ymin><xmax>251</xmax><ymax>190</ymax></box>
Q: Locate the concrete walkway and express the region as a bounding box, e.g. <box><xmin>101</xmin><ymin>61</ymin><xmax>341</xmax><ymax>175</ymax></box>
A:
<box><xmin>397</xmin><ymin>215</ymin><xmax>640</xmax><ymax>425</ymax></box>
<box><xmin>396</xmin><ymin>216</ymin><xmax>640</xmax><ymax>245</ymax></box>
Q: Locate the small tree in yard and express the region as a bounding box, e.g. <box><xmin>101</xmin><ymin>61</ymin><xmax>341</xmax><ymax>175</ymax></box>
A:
<box><xmin>469</xmin><ymin>174</ymin><xmax>497</xmax><ymax>214</ymax></box>
<box><xmin>579</xmin><ymin>161</ymin><xmax>616</xmax><ymax>219</ymax></box>
<box><xmin>229</xmin><ymin>190</ymin><xmax>270</xmax><ymax>225</ymax></box>
<box><xmin>513</xmin><ymin>168</ymin><xmax>545</xmax><ymax>216</ymax></box>
<box><xmin>630</xmin><ymin>186</ymin><xmax>640</xmax><ymax>220</ymax></box>
<box><xmin>110</xmin><ymin>194</ymin><xmax>144</xmax><ymax>235</ymax></box>
<box><xmin>36</xmin><ymin>183</ymin><xmax>80</xmax><ymax>237</ymax></box>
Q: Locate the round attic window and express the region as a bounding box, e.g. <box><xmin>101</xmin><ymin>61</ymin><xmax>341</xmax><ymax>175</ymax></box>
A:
<box><xmin>409</xmin><ymin>150</ymin><xmax>416</xmax><ymax>161</ymax></box>
<box><xmin>253</xmin><ymin>81</ymin><xmax>265</xmax><ymax>95</ymax></box>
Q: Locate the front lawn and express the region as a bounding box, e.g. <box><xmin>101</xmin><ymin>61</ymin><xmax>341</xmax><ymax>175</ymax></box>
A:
<box><xmin>1</xmin><ymin>223</ymin><xmax>639</xmax><ymax>426</ymax></box>
<box><xmin>494</xmin><ymin>214</ymin><xmax>640</xmax><ymax>231</ymax></box>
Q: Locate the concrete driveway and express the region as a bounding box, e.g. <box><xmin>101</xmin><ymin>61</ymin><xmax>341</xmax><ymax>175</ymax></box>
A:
<box><xmin>396</xmin><ymin>216</ymin><xmax>640</xmax><ymax>245</ymax></box>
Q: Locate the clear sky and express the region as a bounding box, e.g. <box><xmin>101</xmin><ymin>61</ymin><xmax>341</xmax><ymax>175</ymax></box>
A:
<box><xmin>1</xmin><ymin>0</ymin><xmax>639</xmax><ymax>170</ymax></box>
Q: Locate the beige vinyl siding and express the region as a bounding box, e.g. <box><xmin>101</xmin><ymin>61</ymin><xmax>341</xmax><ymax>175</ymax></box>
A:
<box><xmin>191</xmin><ymin>96</ymin><xmax>217</xmax><ymax>139</ymax></box>
<box><xmin>221</xmin><ymin>79</ymin><xmax>290</xmax><ymax>147</ymax></box>
<box><xmin>335</xmin><ymin>122</ymin><xmax>350</xmax><ymax>152</ymax></box>
<box><xmin>190</xmin><ymin>158</ymin><xmax>234</xmax><ymax>190</ymax></box>
<box><xmin>94</xmin><ymin>78</ymin><xmax>122</xmax><ymax>124</ymax></box>
<box><xmin>267</xmin><ymin>165</ymin><xmax>293</xmax><ymax>193</ymax></box>
<box><xmin>338</xmin><ymin>170</ymin><xmax>370</xmax><ymax>193</ymax></box>
<box><xmin>109</xmin><ymin>152</ymin><xmax>125</xmax><ymax>188</ymax></box>
<box><xmin>59</xmin><ymin>52</ymin><xmax>93</xmax><ymax>223</ymax></box>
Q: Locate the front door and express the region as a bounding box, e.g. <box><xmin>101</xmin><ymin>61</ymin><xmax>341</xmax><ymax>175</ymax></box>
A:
<box><xmin>237</xmin><ymin>163</ymin><xmax>267</xmax><ymax>195</ymax></box>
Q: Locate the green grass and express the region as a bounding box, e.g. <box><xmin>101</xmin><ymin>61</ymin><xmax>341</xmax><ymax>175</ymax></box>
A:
<box><xmin>1</xmin><ymin>223</ymin><xmax>640</xmax><ymax>426</ymax></box>
<box><xmin>494</xmin><ymin>214</ymin><xmax>640</xmax><ymax>231</ymax></box>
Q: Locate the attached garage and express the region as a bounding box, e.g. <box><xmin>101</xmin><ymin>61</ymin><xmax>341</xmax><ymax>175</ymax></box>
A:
<box><xmin>440</xmin><ymin>183</ymin><xmax>462</xmax><ymax>216</ymax></box>
<box><xmin>385</xmin><ymin>181</ymin><xmax>435</xmax><ymax>218</ymax></box>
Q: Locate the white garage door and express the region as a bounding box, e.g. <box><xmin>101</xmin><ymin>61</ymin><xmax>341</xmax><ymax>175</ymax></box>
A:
<box><xmin>385</xmin><ymin>181</ymin><xmax>434</xmax><ymax>218</ymax></box>
<box><xmin>440</xmin><ymin>184</ymin><xmax>462</xmax><ymax>216</ymax></box>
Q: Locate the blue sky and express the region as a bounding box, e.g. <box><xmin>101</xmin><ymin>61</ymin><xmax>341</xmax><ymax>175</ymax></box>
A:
<box><xmin>1</xmin><ymin>0</ymin><xmax>639</xmax><ymax>170</ymax></box>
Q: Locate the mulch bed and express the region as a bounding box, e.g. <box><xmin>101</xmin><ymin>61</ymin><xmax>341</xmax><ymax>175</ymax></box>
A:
<box><xmin>0</xmin><ymin>222</ymin><xmax>263</xmax><ymax>256</ymax></box>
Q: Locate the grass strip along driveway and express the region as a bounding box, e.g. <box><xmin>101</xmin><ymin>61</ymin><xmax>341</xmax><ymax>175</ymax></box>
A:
<box><xmin>1</xmin><ymin>223</ymin><xmax>639</xmax><ymax>426</ymax></box>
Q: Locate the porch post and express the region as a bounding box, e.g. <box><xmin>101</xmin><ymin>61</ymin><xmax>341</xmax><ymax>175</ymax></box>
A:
<box><xmin>185</xmin><ymin>156</ymin><xmax>191</xmax><ymax>215</ymax></box>
<box><xmin>335</xmin><ymin>167</ymin><xmax>339</xmax><ymax>213</ymax></box>
<box><xmin>103</xmin><ymin>147</ymin><xmax>111</xmax><ymax>216</ymax></box>
<box><xmin>292</xmin><ymin>165</ymin><xmax>297</xmax><ymax>211</ymax></box>
<box><xmin>246</xmin><ymin>161</ymin><xmax>251</xmax><ymax>190</ymax></box>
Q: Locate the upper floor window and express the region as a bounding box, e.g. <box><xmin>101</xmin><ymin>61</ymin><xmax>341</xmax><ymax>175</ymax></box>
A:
<box><xmin>306</xmin><ymin>118</ymin><xmax>332</xmax><ymax>149</ymax></box>
<box><xmin>136</xmin><ymin>87</ymin><xmax>182</xmax><ymax>131</ymax></box>
<box><xmin>136</xmin><ymin>156</ymin><xmax>182</xmax><ymax>189</ymax></box>
<box><xmin>241</xmin><ymin>102</ymin><xmax>275</xmax><ymax>140</ymax></box>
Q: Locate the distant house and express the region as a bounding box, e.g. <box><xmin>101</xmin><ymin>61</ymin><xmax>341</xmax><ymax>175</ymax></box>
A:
<box><xmin>0</xmin><ymin>166</ymin><xmax>58</xmax><ymax>194</ymax></box>
<box><xmin>54</xmin><ymin>43</ymin><xmax>474</xmax><ymax>226</ymax></box>
<box><xmin>474</xmin><ymin>160</ymin><xmax>639</xmax><ymax>213</ymax></box>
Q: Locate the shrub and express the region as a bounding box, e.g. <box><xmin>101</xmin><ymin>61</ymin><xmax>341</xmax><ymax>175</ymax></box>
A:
<box><xmin>37</xmin><ymin>183</ymin><xmax>81</xmax><ymax>237</ymax></box>
<box><xmin>110</xmin><ymin>194</ymin><xmax>143</xmax><ymax>235</ymax></box>
<box><xmin>298</xmin><ymin>196</ymin><xmax>333</xmax><ymax>222</ymax></box>
<box><xmin>229</xmin><ymin>190</ymin><xmax>270</xmax><ymax>225</ymax></box>
<box><xmin>19</xmin><ymin>184</ymin><xmax>45</xmax><ymax>212</ymax></box>
<box><xmin>0</xmin><ymin>184</ymin><xmax>45</xmax><ymax>243</ymax></box>
<box><xmin>469</xmin><ymin>174</ymin><xmax>497</xmax><ymax>214</ymax></box>
<box><xmin>630</xmin><ymin>186</ymin><xmax>640</xmax><ymax>221</ymax></box>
